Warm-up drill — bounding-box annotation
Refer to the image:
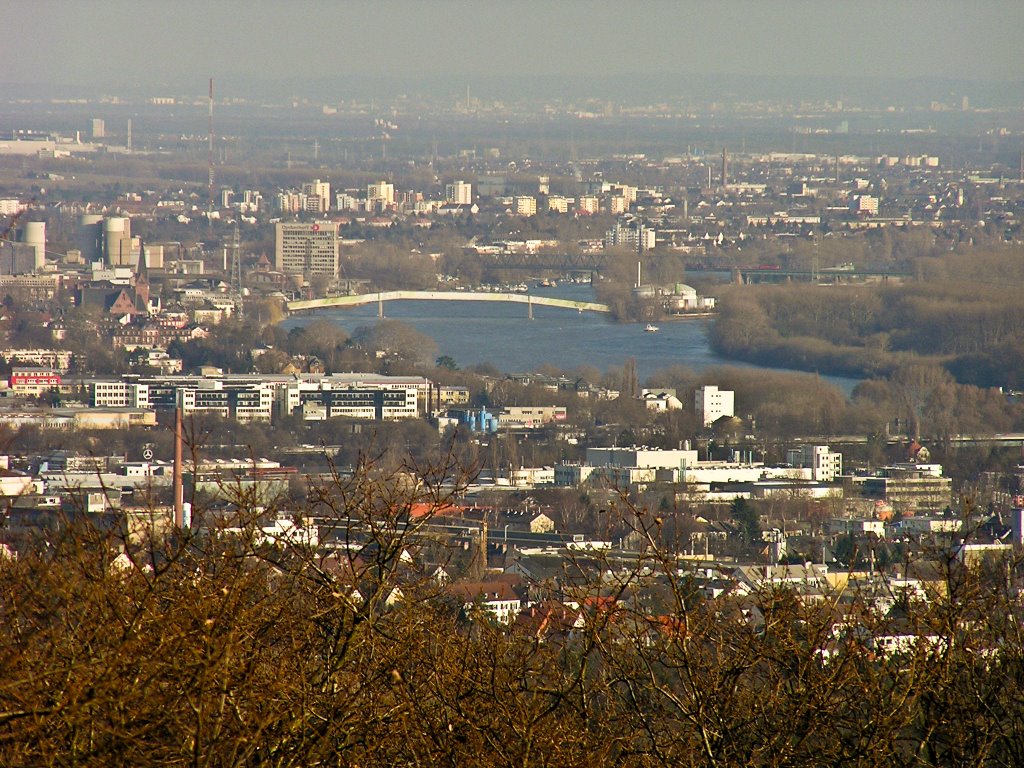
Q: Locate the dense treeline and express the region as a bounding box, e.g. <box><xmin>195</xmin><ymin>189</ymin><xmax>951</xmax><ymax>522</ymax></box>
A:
<box><xmin>643</xmin><ymin>364</ymin><xmax>1024</xmax><ymax>444</ymax></box>
<box><xmin>711</xmin><ymin>252</ymin><xmax>1024</xmax><ymax>389</ymax></box>
<box><xmin>3</xmin><ymin>463</ymin><xmax>1024</xmax><ymax>765</ymax></box>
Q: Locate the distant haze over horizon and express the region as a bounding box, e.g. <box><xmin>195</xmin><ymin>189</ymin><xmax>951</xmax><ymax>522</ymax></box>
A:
<box><xmin>7</xmin><ymin>1</ymin><xmax>1024</xmax><ymax>105</ymax></box>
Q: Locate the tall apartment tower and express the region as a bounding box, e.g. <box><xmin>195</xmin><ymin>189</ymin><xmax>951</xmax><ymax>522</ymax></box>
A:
<box><xmin>367</xmin><ymin>181</ymin><xmax>395</xmax><ymax>207</ymax></box>
<box><xmin>275</xmin><ymin>221</ymin><xmax>340</xmax><ymax>277</ymax></box>
<box><xmin>445</xmin><ymin>180</ymin><xmax>472</xmax><ymax>205</ymax></box>
<box><xmin>786</xmin><ymin>445</ymin><xmax>843</xmax><ymax>482</ymax></box>
<box><xmin>91</xmin><ymin>118</ymin><xmax>105</xmax><ymax>139</ymax></box>
<box><xmin>514</xmin><ymin>196</ymin><xmax>537</xmax><ymax>217</ymax></box>
<box><xmin>302</xmin><ymin>179</ymin><xmax>331</xmax><ymax>212</ymax></box>
<box><xmin>695</xmin><ymin>385</ymin><xmax>734</xmax><ymax>427</ymax></box>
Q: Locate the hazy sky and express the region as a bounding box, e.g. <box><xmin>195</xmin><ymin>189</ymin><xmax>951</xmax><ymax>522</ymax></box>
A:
<box><xmin>8</xmin><ymin>1</ymin><xmax>1023</xmax><ymax>91</ymax></box>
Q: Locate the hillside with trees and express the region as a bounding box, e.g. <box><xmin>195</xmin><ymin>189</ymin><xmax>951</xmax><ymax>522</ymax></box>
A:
<box><xmin>3</xmin><ymin>460</ymin><xmax>1024</xmax><ymax>766</ymax></box>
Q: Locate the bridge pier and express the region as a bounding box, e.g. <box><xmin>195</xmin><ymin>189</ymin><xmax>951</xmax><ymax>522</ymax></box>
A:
<box><xmin>528</xmin><ymin>296</ymin><xmax>533</xmax><ymax>320</ymax></box>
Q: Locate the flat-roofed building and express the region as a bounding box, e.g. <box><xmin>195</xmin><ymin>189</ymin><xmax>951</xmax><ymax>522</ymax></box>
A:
<box><xmin>367</xmin><ymin>181</ymin><xmax>395</xmax><ymax>207</ymax></box>
<box><xmin>695</xmin><ymin>385</ymin><xmax>734</xmax><ymax>427</ymax></box>
<box><xmin>514</xmin><ymin>196</ymin><xmax>537</xmax><ymax>217</ymax></box>
<box><xmin>9</xmin><ymin>367</ymin><xmax>61</xmax><ymax>397</ymax></box>
<box><xmin>90</xmin><ymin>380</ymin><xmax>151</xmax><ymax>409</ymax></box>
<box><xmin>499</xmin><ymin>405</ymin><xmax>567</xmax><ymax>428</ymax></box>
<box><xmin>177</xmin><ymin>380</ymin><xmax>275</xmax><ymax>423</ymax></box>
<box><xmin>787</xmin><ymin>445</ymin><xmax>843</xmax><ymax>482</ymax></box>
<box><xmin>445</xmin><ymin>180</ymin><xmax>472</xmax><ymax>205</ymax></box>
<box><xmin>302</xmin><ymin>179</ymin><xmax>331</xmax><ymax>212</ymax></box>
<box><xmin>288</xmin><ymin>384</ymin><xmax>418</xmax><ymax>421</ymax></box>
<box><xmin>586</xmin><ymin>446</ymin><xmax>699</xmax><ymax>470</ymax></box>
<box><xmin>860</xmin><ymin>467</ymin><xmax>952</xmax><ymax>515</ymax></box>
<box><xmin>275</xmin><ymin>221</ymin><xmax>339</xmax><ymax>277</ymax></box>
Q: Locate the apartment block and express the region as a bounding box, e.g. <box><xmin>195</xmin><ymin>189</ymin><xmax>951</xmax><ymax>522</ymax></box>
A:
<box><xmin>445</xmin><ymin>180</ymin><xmax>472</xmax><ymax>205</ymax></box>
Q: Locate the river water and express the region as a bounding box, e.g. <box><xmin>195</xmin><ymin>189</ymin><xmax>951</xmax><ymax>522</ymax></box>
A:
<box><xmin>282</xmin><ymin>285</ymin><xmax>861</xmax><ymax>395</ymax></box>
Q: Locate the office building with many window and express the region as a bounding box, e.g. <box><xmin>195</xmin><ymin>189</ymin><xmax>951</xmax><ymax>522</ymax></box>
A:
<box><xmin>275</xmin><ymin>221</ymin><xmax>340</xmax><ymax>277</ymax></box>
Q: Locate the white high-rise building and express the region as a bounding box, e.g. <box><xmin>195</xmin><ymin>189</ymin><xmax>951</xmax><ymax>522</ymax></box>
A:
<box><xmin>787</xmin><ymin>445</ymin><xmax>843</xmax><ymax>482</ymax></box>
<box><xmin>275</xmin><ymin>221</ymin><xmax>340</xmax><ymax>277</ymax></box>
<box><xmin>445</xmin><ymin>180</ymin><xmax>472</xmax><ymax>205</ymax></box>
<box><xmin>514</xmin><ymin>196</ymin><xmax>537</xmax><ymax>217</ymax></box>
<box><xmin>367</xmin><ymin>181</ymin><xmax>395</xmax><ymax>207</ymax></box>
<box><xmin>850</xmin><ymin>194</ymin><xmax>879</xmax><ymax>216</ymax></box>
<box><xmin>695</xmin><ymin>385</ymin><xmax>734</xmax><ymax>427</ymax></box>
<box><xmin>547</xmin><ymin>196</ymin><xmax>570</xmax><ymax>213</ymax></box>
<box><xmin>335</xmin><ymin>193</ymin><xmax>360</xmax><ymax>211</ymax></box>
<box><xmin>302</xmin><ymin>179</ymin><xmax>331</xmax><ymax>212</ymax></box>
<box><xmin>241</xmin><ymin>190</ymin><xmax>262</xmax><ymax>213</ymax></box>
<box><xmin>276</xmin><ymin>191</ymin><xmax>305</xmax><ymax>213</ymax></box>
<box><xmin>605</xmin><ymin>221</ymin><xmax>656</xmax><ymax>253</ymax></box>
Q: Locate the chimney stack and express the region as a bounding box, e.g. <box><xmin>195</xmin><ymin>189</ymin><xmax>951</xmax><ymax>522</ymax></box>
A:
<box><xmin>173</xmin><ymin>407</ymin><xmax>184</xmax><ymax>527</ymax></box>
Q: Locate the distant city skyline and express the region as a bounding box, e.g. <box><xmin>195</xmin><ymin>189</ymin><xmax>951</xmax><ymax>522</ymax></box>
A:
<box><xmin>6</xmin><ymin>1</ymin><xmax>1023</xmax><ymax>100</ymax></box>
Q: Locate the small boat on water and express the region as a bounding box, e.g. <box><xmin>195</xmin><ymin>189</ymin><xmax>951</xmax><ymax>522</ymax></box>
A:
<box><xmin>644</xmin><ymin>324</ymin><xmax>659</xmax><ymax>333</ymax></box>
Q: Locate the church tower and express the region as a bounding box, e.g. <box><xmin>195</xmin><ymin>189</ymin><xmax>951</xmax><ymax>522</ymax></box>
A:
<box><xmin>134</xmin><ymin>239</ymin><xmax>151</xmax><ymax>314</ymax></box>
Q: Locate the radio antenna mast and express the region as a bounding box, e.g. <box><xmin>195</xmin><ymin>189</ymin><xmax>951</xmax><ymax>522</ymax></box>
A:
<box><xmin>208</xmin><ymin>77</ymin><xmax>215</xmax><ymax>214</ymax></box>
<box><xmin>231</xmin><ymin>221</ymin><xmax>243</xmax><ymax>319</ymax></box>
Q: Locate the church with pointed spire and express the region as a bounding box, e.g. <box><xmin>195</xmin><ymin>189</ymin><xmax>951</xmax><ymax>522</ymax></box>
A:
<box><xmin>78</xmin><ymin>239</ymin><xmax>153</xmax><ymax>320</ymax></box>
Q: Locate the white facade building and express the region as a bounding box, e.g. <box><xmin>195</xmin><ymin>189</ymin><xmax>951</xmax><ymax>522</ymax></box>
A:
<box><xmin>302</xmin><ymin>179</ymin><xmax>331</xmax><ymax>212</ymax></box>
<box><xmin>605</xmin><ymin>220</ymin><xmax>656</xmax><ymax>252</ymax></box>
<box><xmin>0</xmin><ymin>199</ymin><xmax>25</xmax><ymax>216</ymax></box>
<box><xmin>695</xmin><ymin>385</ymin><xmax>734</xmax><ymax>427</ymax></box>
<box><xmin>445</xmin><ymin>180</ymin><xmax>472</xmax><ymax>205</ymax></box>
<box><xmin>513</xmin><ymin>196</ymin><xmax>537</xmax><ymax>217</ymax></box>
<box><xmin>585</xmin><ymin>447</ymin><xmax>699</xmax><ymax>470</ymax></box>
<box><xmin>367</xmin><ymin>181</ymin><xmax>395</xmax><ymax>207</ymax></box>
<box><xmin>91</xmin><ymin>381</ymin><xmax>151</xmax><ymax>409</ymax></box>
<box><xmin>0</xmin><ymin>348</ymin><xmax>73</xmax><ymax>371</ymax></box>
<box><xmin>275</xmin><ymin>378</ymin><xmax>418</xmax><ymax>421</ymax></box>
<box><xmin>850</xmin><ymin>194</ymin><xmax>879</xmax><ymax>215</ymax></box>
<box><xmin>176</xmin><ymin>380</ymin><xmax>275</xmax><ymax>423</ymax></box>
<box><xmin>787</xmin><ymin>445</ymin><xmax>843</xmax><ymax>482</ymax></box>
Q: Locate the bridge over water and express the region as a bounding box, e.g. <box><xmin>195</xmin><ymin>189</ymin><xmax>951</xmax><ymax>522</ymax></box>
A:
<box><xmin>287</xmin><ymin>290</ymin><xmax>611</xmax><ymax>318</ymax></box>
